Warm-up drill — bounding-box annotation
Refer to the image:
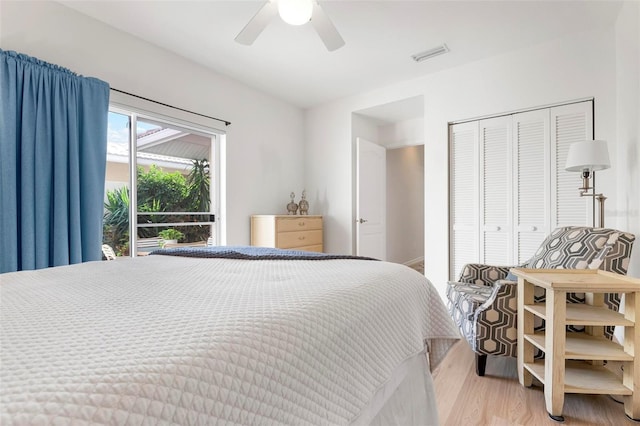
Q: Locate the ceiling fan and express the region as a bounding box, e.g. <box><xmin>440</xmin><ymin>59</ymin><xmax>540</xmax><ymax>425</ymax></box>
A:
<box><xmin>235</xmin><ymin>0</ymin><xmax>345</xmax><ymax>51</ymax></box>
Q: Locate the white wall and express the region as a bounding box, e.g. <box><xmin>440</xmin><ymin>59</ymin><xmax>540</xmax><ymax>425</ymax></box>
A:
<box><xmin>306</xmin><ymin>26</ymin><xmax>629</xmax><ymax>297</ymax></box>
<box><xmin>386</xmin><ymin>145</ymin><xmax>424</xmax><ymax>264</ymax></box>
<box><xmin>379</xmin><ymin>118</ymin><xmax>425</xmax><ymax>148</ymax></box>
<box><xmin>0</xmin><ymin>0</ymin><xmax>305</xmax><ymax>246</ymax></box>
<box><xmin>615</xmin><ymin>1</ymin><xmax>640</xmax><ymax>277</ymax></box>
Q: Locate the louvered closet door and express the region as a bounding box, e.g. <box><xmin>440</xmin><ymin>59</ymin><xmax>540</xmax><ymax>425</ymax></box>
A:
<box><xmin>513</xmin><ymin>110</ymin><xmax>549</xmax><ymax>264</ymax></box>
<box><xmin>551</xmin><ymin>102</ymin><xmax>593</xmax><ymax>227</ymax></box>
<box><xmin>480</xmin><ymin>116</ymin><xmax>512</xmax><ymax>265</ymax></box>
<box><xmin>450</xmin><ymin>122</ymin><xmax>478</xmax><ymax>279</ymax></box>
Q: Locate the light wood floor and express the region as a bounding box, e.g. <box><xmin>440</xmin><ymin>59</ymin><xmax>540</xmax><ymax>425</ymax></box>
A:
<box><xmin>433</xmin><ymin>341</ymin><xmax>635</xmax><ymax>425</ymax></box>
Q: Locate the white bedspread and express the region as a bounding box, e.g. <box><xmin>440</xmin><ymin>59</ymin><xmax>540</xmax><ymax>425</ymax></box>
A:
<box><xmin>1</xmin><ymin>256</ymin><xmax>458</xmax><ymax>425</ymax></box>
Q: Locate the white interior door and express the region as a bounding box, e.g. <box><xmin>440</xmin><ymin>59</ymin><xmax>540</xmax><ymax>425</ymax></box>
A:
<box><xmin>450</xmin><ymin>122</ymin><xmax>479</xmax><ymax>279</ymax></box>
<box><xmin>551</xmin><ymin>102</ymin><xmax>593</xmax><ymax>228</ymax></box>
<box><xmin>356</xmin><ymin>138</ymin><xmax>386</xmax><ymax>259</ymax></box>
<box><xmin>513</xmin><ymin>109</ymin><xmax>549</xmax><ymax>263</ymax></box>
<box><xmin>480</xmin><ymin>116</ymin><xmax>512</xmax><ymax>265</ymax></box>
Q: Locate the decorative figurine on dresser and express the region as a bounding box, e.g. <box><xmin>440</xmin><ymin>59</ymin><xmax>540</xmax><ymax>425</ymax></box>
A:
<box><xmin>286</xmin><ymin>192</ymin><xmax>298</xmax><ymax>215</ymax></box>
<box><xmin>253</xmin><ymin>191</ymin><xmax>321</xmax><ymax>252</ymax></box>
<box><xmin>298</xmin><ymin>190</ymin><xmax>309</xmax><ymax>215</ymax></box>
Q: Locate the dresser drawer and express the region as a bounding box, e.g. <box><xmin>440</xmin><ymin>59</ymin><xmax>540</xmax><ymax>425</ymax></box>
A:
<box><xmin>277</xmin><ymin>230</ymin><xmax>322</xmax><ymax>249</ymax></box>
<box><xmin>277</xmin><ymin>217</ymin><xmax>322</xmax><ymax>232</ymax></box>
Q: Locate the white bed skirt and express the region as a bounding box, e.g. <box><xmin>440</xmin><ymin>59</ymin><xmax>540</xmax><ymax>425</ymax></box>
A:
<box><xmin>353</xmin><ymin>350</ymin><xmax>438</xmax><ymax>426</ymax></box>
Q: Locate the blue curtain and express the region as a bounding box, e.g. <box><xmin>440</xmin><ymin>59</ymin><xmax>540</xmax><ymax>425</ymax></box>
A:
<box><xmin>0</xmin><ymin>50</ymin><xmax>110</xmax><ymax>273</ymax></box>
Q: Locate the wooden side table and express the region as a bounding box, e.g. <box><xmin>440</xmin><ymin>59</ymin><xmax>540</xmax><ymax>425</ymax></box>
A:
<box><xmin>512</xmin><ymin>268</ymin><xmax>640</xmax><ymax>422</ymax></box>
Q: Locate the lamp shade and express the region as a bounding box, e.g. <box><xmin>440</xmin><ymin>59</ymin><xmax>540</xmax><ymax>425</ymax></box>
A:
<box><xmin>565</xmin><ymin>140</ymin><xmax>611</xmax><ymax>172</ymax></box>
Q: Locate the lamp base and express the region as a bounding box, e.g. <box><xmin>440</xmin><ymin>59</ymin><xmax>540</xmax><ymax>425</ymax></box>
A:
<box><xmin>596</xmin><ymin>194</ymin><xmax>606</xmax><ymax>228</ymax></box>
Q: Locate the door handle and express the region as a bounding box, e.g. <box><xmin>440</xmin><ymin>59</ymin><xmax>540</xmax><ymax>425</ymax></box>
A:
<box><xmin>358</xmin><ymin>218</ymin><xmax>368</xmax><ymax>224</ymax></box>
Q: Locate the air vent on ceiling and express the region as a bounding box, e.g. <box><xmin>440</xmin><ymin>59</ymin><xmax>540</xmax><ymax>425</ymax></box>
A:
<box><xmin>411</xmin><ymin>44</ymin><xmax>449</xmax><ymax>63</ymax></box>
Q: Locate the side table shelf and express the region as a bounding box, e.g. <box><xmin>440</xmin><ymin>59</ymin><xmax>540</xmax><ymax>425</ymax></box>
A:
<box><xmin>524</xmin><ymin>332</ymin><xmax>633</xmax><ymax>361</ymax></box>
<box><xmin>524</xmin><ymin>303</ymin><xmax>634</xmax><ymax>326</ymax></box>
<box><xmin>524</xmin><ymin>360</ymin><xmax>631</xmax><ymax>395</ymax></box>
<box><xmin>512</xmin><ymin>268</ymin><xmax>640</xmax><ymax>422</ymax></box>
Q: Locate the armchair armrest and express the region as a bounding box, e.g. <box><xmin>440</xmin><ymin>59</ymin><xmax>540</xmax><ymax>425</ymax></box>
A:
<box><xmin>457</xmin><ymin>263</ymin><xmax>514</xmax><ymax>286</ymax></box>
<box><xmin>471</xmin><ymin>279</ymin><xmax>519</xmax><ymax>357</ymax></box>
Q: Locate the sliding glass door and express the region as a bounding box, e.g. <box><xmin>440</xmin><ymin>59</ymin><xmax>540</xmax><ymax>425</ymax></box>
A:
<box><xmin>103</xmin><ymin>109</ymin><xmax>222</xmax><ymax>257</ymax></box>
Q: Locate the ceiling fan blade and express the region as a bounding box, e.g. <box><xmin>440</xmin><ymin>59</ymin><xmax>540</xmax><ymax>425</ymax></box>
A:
<box><xmin>235</xmin><ymin>1</ymin><xmax>278</xmax><ymax>45</ymax></box>
<box><xmin>310</xmin><ymin>1</ymin><xmax>345</xmax><ymax>51</ymax></box>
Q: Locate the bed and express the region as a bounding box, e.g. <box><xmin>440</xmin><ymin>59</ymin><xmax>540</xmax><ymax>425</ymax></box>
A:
<box><xmin>0</xmin><ymin>247</ymin><xmax>459</xmax><ymax>425</ymax></box>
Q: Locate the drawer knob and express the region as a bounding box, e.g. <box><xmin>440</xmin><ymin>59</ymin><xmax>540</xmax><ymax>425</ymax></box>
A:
<box><xmin>298</xmin><ymin>222</ymin><xmax>305</xmax><ymax>226</ymax></box>
<box><xmin>298</xmin><ymin>236</ymin><xmax>306</xmax><ymax>240</ymax></box>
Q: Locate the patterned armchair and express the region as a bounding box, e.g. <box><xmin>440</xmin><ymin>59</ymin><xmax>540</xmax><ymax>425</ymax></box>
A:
<box><xmin>446</xmin><ymin>226</ymin><xmax>635</xmax><ymax>376</ymax></box>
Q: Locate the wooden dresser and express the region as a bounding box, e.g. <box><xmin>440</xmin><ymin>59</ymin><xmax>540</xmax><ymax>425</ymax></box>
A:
<box><xmin>250</xmin><ymin>215</ymin><xmax>323</xmax><ymax>253</ymax></box>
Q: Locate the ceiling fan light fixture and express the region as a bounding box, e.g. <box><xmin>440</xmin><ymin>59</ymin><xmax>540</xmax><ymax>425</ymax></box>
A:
<box><xmin>411</xmin><ymin>44</ymin><xmax>450</xmax><ymax>62</ymax></box>
<box><xmin>235</xmin><ymin>0</ymin><xmax>343</xmax><ymax>51</ymax></box>
<box><xmin>278</xmin><ymin>0</ymin><xmax>313</xmax><ymax>26</ymax></box>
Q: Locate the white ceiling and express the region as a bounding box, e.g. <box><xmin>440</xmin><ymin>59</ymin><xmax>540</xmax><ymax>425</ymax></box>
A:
<box><xmin>59</xmin><ymin>1</ymin><xmax>622</xmax><ymax>110</ymax></box>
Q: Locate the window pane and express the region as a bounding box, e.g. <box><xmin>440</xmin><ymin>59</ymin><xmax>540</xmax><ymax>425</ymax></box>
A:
<box><xmin>103</xmin><ymin>110</ymin><xmax>219</xmax><ymax>258</ymax></box>
<box><xmin>135</xmin><ymin>119</ymin><xmax>214</xmax><ymax>255</ymax></box>
<box><xmin>103</xmin><ymin>111</ymin><xmax>131</xmax><ymax>257</ymax></box>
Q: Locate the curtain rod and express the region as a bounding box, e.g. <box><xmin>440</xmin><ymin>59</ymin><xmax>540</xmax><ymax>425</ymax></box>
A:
<box><xmin>110</xmin><ymin>88</ymin><xmax>231</xmax><ymax>127</ymax></box>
